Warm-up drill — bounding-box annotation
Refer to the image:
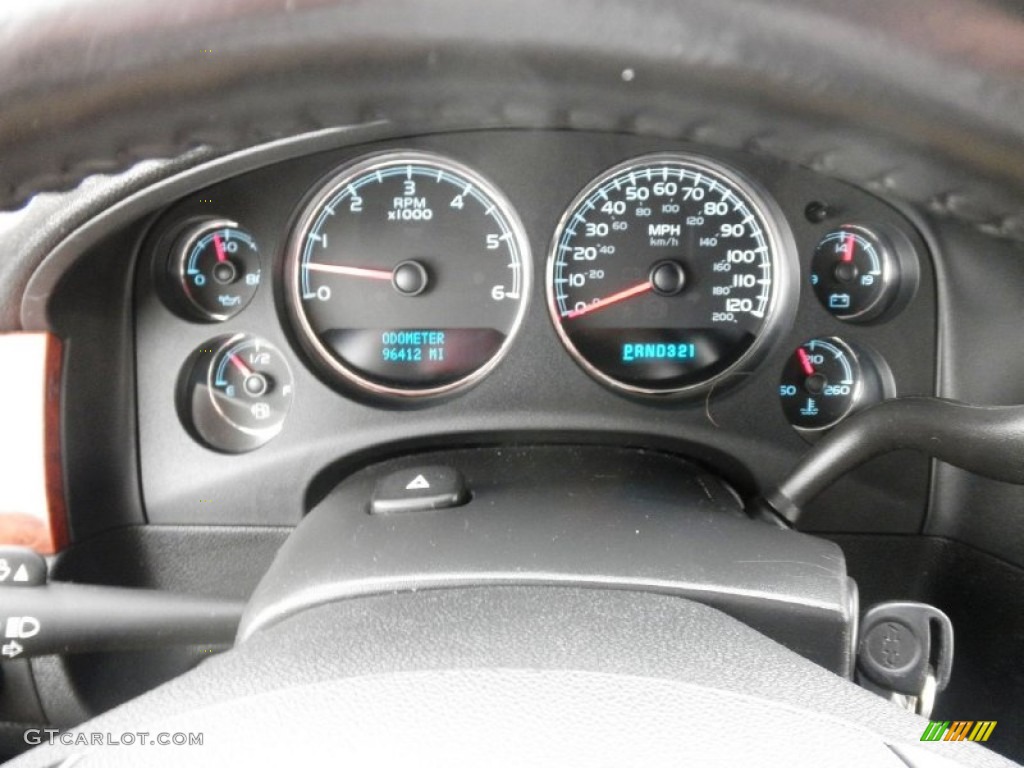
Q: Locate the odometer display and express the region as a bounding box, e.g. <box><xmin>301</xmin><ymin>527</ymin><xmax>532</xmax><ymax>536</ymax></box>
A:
<box><xmin>285</xmin><ymin>152</ymin><xmax>530</xmax><ymax>397</ymax></box>
<box><xmin>547</xmin><ymin>154</ymin><xmax>790</xmax><ymax>395</ymax></box>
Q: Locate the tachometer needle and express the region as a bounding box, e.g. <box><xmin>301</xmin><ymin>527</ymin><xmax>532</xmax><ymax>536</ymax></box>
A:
<box><xmin>796</xmin><ymin>347</ymin><xmax>816</xmax><ymax>376</ymax></box>
<box><xmin>303</xmin><ymin>262</ymin><xmax>393</xmax><ymax>281</ymax></box>
<box><xmin>228</xmin><ymin>353</ymin><xmax>253</xmax><ymax>377</ymax></box>
<box><xmin>841</xmin><ymin>233</ymin><xmax>856</xmax><ymax>263</ymax></box>
<box><xmin>566</xmin><ymin>280</ymin><xmax>653</xmax><ymax>320</ymax></box>
<box><xmin>213</xmin><ymin>234</ymin><xmax>228</xmax><ymax>263</ymax></box>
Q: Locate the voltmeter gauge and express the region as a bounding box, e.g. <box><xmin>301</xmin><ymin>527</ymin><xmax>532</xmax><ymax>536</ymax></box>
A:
<box><xmin>182</xmin><ymin>334</ymin><xmax>293</xmax><ymax>453</ymax></box>
<box><xmin>779</xmin><ymin>337</ymin><xmax>888</xmax><ymax>434</ymax></box>
<box><xmin>172</xmin><ymin>220</ymin><xmax>261</xmax><ymax>321</ymax></box>
<box><xmin>810</xmin><ymin>225</ymin><xmax>898</xmax><ymax>322</ymax></box>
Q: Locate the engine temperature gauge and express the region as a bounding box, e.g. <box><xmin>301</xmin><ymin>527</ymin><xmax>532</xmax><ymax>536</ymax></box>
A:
<box><xmin>779</xmin><ymin>337</ymin><xmax>887</xmax><ymax>434</ymax></box>
<box><xmin>182</xmin><ymin>334</ymin><xmax>293</xmax><ymax>453</ymax></box>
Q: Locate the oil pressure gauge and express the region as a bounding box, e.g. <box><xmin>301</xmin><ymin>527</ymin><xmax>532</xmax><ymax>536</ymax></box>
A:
<box><xmin>181</xmin><ymin>334</ymin><xmax>293</xmax><ymax>453</ymax></box>
<box><xmin>171</xmin><ymin>220</ymin><xmax>261</xmax><ymax>321</ymax></box>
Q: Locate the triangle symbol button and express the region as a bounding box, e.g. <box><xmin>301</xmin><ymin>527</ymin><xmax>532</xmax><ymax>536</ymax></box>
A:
<box><xmin>12</xmin><ymin>564</ymin><xmax>29</xmax><ymax>582</ymax></box>
<box><xmin>405</xmin><ymin>474</ymin><xmax>431</xmax><ymax>491</ymax></box>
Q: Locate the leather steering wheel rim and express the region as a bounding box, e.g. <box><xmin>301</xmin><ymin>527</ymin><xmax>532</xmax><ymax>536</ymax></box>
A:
<box><xmin>8</xmin><ymin>587</ymin><xmax>1015</xmax><ymax>767</ymax></box>
<box><xmin>3</xmin><ymin>0</ymin><xmax>1024</xmax><ymax>332</ymax></box>
<box><xmin>2</xmin><ymin>0</ymin><xmax>1024</xmax><ymax>231</ymax></box>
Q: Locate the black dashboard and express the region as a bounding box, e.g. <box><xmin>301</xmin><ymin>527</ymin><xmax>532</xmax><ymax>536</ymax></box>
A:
<box><xmin>6</xmin><ymin>0</ymin><xmax>1024</xmax><ymax>763</ymax></box>
<box><xmin>124</xmin><ymin>130</ymin><xmax>936</xmax><ymax>532</ymax></box>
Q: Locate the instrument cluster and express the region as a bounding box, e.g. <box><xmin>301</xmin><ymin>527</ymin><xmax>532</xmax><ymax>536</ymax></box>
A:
<box><xmin>131</xmin><ymin>130</ymin><xmax>934</xmax><ymax>537</ymax></box>
<box><xmin>147</xmin><ymin>141</ymin><xmax>925</xmax><ymax>453</ymax></box>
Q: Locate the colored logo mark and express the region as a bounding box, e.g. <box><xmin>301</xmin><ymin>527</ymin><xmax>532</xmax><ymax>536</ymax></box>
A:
<box><xmin>920</xmin><ymin>721</ymin><xmax>997</xmax><ymax>742</ymax></box>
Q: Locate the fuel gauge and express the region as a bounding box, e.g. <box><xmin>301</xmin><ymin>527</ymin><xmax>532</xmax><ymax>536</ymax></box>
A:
<box><xmin>182</xmin><ymin>334</ymin><xmax>293</xmax><ymax>453</ymax></box>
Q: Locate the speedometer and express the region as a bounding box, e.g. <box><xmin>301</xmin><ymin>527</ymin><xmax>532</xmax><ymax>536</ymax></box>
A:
<box><xmin>547</xmin><ymin>154</ymin><xmax>794</xmax><ymax>395</ymax></box>
<box><xmin>285</xmin><ymin>151</ymin><xmax>530</xmax><ymax>398</ymax></box>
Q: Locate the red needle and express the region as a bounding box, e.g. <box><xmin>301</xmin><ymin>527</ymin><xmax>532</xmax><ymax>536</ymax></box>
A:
<box><xmin>213</xmin><ymin>234</ymin><xmax>228</xmax><ymax>263</ymax></box>
<box><xmin>841</xmin><ymin>233</ymin><xmax>856</xmax><ymax>263</ymax></box>
<box><xmin>566</xmin><ymin>280</ymin><xmax>653</xmax><ymax>320</ymax></box>
<box><xmin>797</xmin><ymin>348</ymin><xmax>816</xmax><ymax>377</ymax></box>
<box><xmin>303</xmin><ymin>262</ymin><xmax>393</xmax><ymax>281</ymax></box>
<box><xmin>228</xmin><ymin>353</ymin><xmax>253</xmax><ymax>377</ymax></box>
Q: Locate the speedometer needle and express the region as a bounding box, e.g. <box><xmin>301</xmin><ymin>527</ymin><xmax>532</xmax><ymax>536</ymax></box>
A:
<box><xmin>303</xmin><ymin>262</ymin><xmax>393</xmax><ymax>281</ymax></box>
<box><xmin>566</xmin><ymin>280</ymin><xmax>653</xmax><ymax>319</ymax></box>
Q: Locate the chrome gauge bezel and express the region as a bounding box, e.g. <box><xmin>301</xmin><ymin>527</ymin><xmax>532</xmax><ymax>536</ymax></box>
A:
<box><xmin>810</xmin><ymin>223</ymin><xmax>898</xmax><ymax>322</ymax></box>
<box><xmin>179</xmin><ymin>332</ymin><xmax>295</xmax><ymax>454</ymax></box>
<box><xmin>174</xmin><ymin>219</ymin><xmax>260</xmax><ymax>322</ymax></box>
<box><xmin>206</xmin><ymin>334</ymin><xmax>293</xmax><ymax>439</ymax></box>
<box><xmin>788</xmin><ymin>336</ymin><xmax>865</xmax><ymax>435</ymax></box>
<box><xmin>283</xmin><ymin>150</ymin><xmax>532</xmax><ymax>399</ymax></box>
<box><xmin>545</xmin><ymin>152</ymin><xmax>797</xmax><ymax>397</ymax></box>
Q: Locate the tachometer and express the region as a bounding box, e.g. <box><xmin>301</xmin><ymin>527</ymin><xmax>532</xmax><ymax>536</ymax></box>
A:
<box><xmin>285</xmin><ymin>151</ymin><xmax>530</xmax><ymax>397</ymax></box>
<box><xmin>547</xmin><ymin>154</ymin><xmax>794</xmax><ymax>395</ymax></box>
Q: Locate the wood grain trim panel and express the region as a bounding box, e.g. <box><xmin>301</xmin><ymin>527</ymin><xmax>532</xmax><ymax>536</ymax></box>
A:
<box><xmin>0</xmin><ymin>332</ymin><xmax>67</xmax><ymax>554</ymax></box>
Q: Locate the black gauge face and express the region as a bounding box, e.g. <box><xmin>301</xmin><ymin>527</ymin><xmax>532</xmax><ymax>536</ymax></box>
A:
<box><xmin>547</xmin><ymin>154</ymin><xmax>790</xmax><ymax>395</ymax></box>
<box><xmin>779</xmin><ymin>337</ymin><xmax>861</xmax><ymax>431</ymax></box>
<box><xmin>184</xmin><ymin>334</ymin><xmax>293</xmax><ymax>453</ymax></box>
<box><xmin>285</xmin><ymin>151</ymin><xmax>530</xmax><ymax>397</ymax></box>
<box><xmin>810</xmin><ymin>225</ymin><xmax>897</xmax><ymax>321</ymax></box>
<box><xmin>174</xmin><ymin>220</ymin><xmax>261</xmax><ymax>321</ymax></box>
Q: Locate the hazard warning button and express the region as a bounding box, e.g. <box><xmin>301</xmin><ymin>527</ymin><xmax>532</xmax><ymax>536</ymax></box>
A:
<box><xmin>370</xmin><ymin>466</ymin><xmax>469</xmax><ymax>515</ymax></box>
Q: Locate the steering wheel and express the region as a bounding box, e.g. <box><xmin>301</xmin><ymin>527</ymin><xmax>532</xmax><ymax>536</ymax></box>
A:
<box><xmin>4</xmin><ymin>1</ymin><xmax>1023</xmax><ymax>765</ymax></box>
